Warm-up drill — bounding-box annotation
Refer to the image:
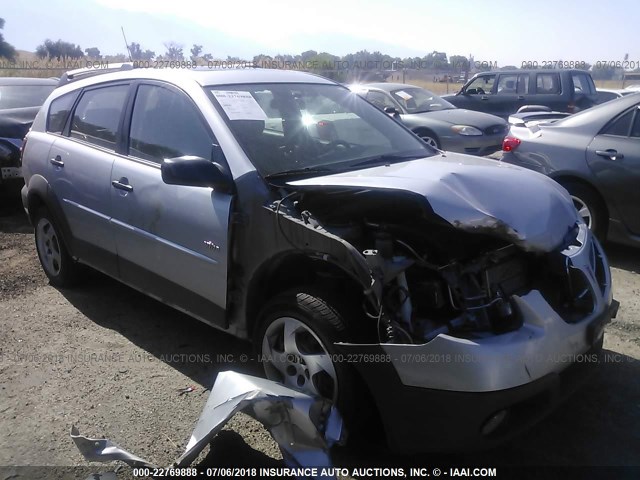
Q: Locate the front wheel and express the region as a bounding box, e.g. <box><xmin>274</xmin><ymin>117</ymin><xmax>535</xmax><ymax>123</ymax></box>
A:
<box><xmin>255</xmin><ymin>289</ymin><xmax>357</xmax><ymax>414</ymax></box>
<box><xmin>416</xmin><ymin>130</ymin><xmax>440</xmax><ymax>149</ymax></box>
<box><xmin>561</xmin><ymin>181</ymin><xmax>607</xmax><ymax>240</ymax></box>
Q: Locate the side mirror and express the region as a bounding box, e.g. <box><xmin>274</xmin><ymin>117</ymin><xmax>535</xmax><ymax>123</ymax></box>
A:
<box><xmin>161</xmin><ymin>156</ymin><xmax>234</xmax><ymax>193</ymax></box>
<box><xmin>383</xmin><ymin>106</ymin><xmax>401</xmax><ymax>118</ymax></box>
<box><xmin>464</xmin><ymin>88</ymin><xmax>477</xmax><ymax>95</ymax></box>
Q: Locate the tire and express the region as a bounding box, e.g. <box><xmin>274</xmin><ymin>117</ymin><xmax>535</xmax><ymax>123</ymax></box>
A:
<box><xmin>415</xmin><ymin>129</ymin><xmax>440</xmax><ymax>149</ymax></box>
<box><xmin>255</xmin><ymin>288</ymin><xmax>358</xmax><ymax>419</ymax></box>
<box><xmin>33</xmin><ymin>207</ymin><xmax>80</xmax><ymax>287</ymax></box>
<box><xmin>561</xmin><ymin>181</ymin><xmax>607</xmax><ymax>240</ymax></box>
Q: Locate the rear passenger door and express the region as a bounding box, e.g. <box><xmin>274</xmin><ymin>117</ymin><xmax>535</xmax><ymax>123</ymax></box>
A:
<box><xmin>110</xmin><ymin>82</ymin><xmax>232</xmax><ymax>327</ymax></box>
<box><xmin>587</xmin><ymin>104</ymin><xmax>640</xmax><ymax>234</ymax></box>
<box><xmin>46</xmin><ymin>83</ymin><xmax>130</xmax><ymax>276</ymax></box>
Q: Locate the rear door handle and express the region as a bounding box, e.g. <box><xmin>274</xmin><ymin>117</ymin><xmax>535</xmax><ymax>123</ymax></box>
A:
<box><xmin>480</xmin><ymin>96</ymin><xmax>489</xmax><ymax>100</ymax></box>
<box><xmin>50</xmin><ymin>155</ymin><xmax>64</xmax><ymax>167</ymax></box>
<box><xmin>596</xmin><ymin>149</ymin><xmax>623</xmax><ymax>161</ymax></box>
<box><xmin>517</xmin><ymin>95</ymin><xmax>525</xmax><ymax>100</ymax></box>
<box><xmin>111</xmin><ymin>180</ymin><xmax>133</xmax><ymax>192</ymax></box>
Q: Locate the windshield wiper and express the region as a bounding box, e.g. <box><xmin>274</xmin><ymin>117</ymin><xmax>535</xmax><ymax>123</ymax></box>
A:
<box><xmin>265</xmin><ymin>167</ymin><xmax>334</xmax><ymax>180</ymax></box>
<box><xmin>349</xmin><ymin>152</ymin><xmax>428</xmax><ymax>168</ymax></box>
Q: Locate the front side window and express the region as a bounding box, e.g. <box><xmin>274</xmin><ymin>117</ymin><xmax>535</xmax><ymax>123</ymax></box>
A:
<box><xmin>466</xmin><ymin>75</ymin><xmax>496</xmax><ymax>95</ymax></box>
<box><xmin>536</xmin><ymin>73</ymin><xmax>561</xmax><ymax>94</ymax></box>
<box><xmin>70</xmin><ymin>85</ymin><xmax>129</xmax><ymax>150</ymax></box>
<box><xmin>47</xmin><ymin>91</ymin><xmax>79</xmax><ymax>134</ymax></box>
<box><xmin>128</xmin><ymin>85</ymin><xmax>213</xmax><ymax>163</ymax></box>
<box><xmin>208</xmin><ymin>83</ymin><xmax>433</xmax><ymax>177</ymax></box>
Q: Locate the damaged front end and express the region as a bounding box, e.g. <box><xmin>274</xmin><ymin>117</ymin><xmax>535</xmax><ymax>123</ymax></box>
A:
<box><xmin>267</xmin><ymin>156</ymin><xmax>617</xmax><ymax>451</ymax></box>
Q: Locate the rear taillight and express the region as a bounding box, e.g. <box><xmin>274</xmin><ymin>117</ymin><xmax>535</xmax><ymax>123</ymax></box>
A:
<box><xmin>502</xmin><ymin>136</ymin><xmax>521</xmax><ymax>152</ymax></box>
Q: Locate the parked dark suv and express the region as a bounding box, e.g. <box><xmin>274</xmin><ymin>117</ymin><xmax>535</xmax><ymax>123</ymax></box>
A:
<box><xmin>445</xmin><ymin>69</ymin><xmax>598</xmax><ymax>118</ymax></box>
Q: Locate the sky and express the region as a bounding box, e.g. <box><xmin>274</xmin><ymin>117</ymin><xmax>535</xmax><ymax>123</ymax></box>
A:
<box><xmin>2</xmin><ymin>0</ymin><xmax>640</xmax><ymax>67</ymax></box>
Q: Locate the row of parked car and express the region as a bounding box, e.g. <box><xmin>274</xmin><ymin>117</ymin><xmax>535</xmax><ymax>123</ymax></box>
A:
<box><xmin>5</xmin><ymin>64</ymin><xmax>620</xmax><ymax>453</ymax></box>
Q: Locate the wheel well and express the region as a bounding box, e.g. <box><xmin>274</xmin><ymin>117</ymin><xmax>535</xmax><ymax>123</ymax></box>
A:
<box><xmin>552</xmin><ymin>174</ymin><xmax>609</xmax><ymax>224</ymax></box>
<box><xmin>26</xmin><ymin>193</ymin><xmax>45</xmax><ymax>223</ymax></box>
<box><xmin>413</xmin><ymin>127</ymin><xmax>437</xmax><ymax>138</ymax></box>
<box><xmin>245</xmin><ymin>254</ymin><xmax>365</xmax><ymax>339</ymax></box>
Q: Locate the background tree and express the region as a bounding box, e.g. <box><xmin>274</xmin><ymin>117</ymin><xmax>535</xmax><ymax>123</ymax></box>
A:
<box><xmin>449</xmin><ymin>55</ymin><xmax>469</xmax><ymax>73</ymax></box>
<box><xmin>163</xmin><ymin>42</ymin><xmax>184</xmax><ymax>61</ymax></box>
<box><xmin>0</xmin><ymin>18</ymin><xmax>17</xmax><ymax>60</ymax></box>
<box><xmin>85</xmin><ymin>47</ymin><xmax>101</xmax><ymax>59</ymax></box>
<box><xmin>190</xmin><ymin>44</ymin><xmax>202</xmax><ymax>62</ymax></box>
<box><xmin>36</xmin><ymin>39</ymin><xmax>84</xmax><ymax>61</ymax></box>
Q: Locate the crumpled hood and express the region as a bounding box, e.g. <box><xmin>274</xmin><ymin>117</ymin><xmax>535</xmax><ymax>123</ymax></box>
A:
<box><xmin>288</xmin><ymin>154</ymin><xmax>579</xmax><ymax>252</ymax></box>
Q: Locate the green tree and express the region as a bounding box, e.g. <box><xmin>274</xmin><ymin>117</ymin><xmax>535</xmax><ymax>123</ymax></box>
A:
<box><xmin>85</xmin><ymin>47</ymin><xmax>101</xmax><ymax>58</ymax></box>
<box><xmin>163</xmin><ymin>42</ymin><xmax>184</xmax><ymax>61</ymax></box>
<box><xmin>190</xmin><ymin>44</ymin><xmax>202</xmax><ymax>62</ymax></box>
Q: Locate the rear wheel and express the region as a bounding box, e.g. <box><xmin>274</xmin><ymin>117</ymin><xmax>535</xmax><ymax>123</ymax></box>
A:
<box><xmin>34</xmin><ymin>207</ymin><xmax>80</xmax><ymax>287</ymax></box>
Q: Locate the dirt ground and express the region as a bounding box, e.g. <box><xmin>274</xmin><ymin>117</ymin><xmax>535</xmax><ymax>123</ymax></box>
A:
<box><xmin>0</xmin><ymin>186</ymin><xmax>638</xmax><ymax>478</ymax></box>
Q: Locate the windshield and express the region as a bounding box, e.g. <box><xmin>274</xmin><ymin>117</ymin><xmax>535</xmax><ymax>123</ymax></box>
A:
<box><xmin>207</xmin><ymin>83</ymin><xmax>434</xmax><ymax>178</ymax></box>
<box><xmin>0</xmin><ymin>85</ymin><xmax>56</xmax><ymax>109</ymax></box>
<box><xmin>390</xmin><ymin>87</ymin><xmax>455</xmax><ymax>113</ymax></box>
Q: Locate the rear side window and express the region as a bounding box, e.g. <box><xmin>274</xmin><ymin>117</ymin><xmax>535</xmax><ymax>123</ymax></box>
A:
<box><xmin>602</xmin><ymin>109</ymin><xmax>635</xmax><ymax>136</ymax></box>
<box><xmin>70</xmin><ymin>85</ymin><xmax>129</xmax><ymax>150</ymax></box>
<box><xmin>536</xmin><ymin>73</ymin><xmax>561</xmax><ymax>94</ymax></box>
<box><xmin>128</xmin><ymin>84</ymin><xmax>213</xmax><ymax>163</ymax></box>
<box><xmin>631</xmin><ymin>108</ymin><xmax>640</xmax><ymax>138</ymax></box>
<box><xmin>47</xmin><ymin>91</ymin><xmax>79</xmax><ymax>134</ymax></box>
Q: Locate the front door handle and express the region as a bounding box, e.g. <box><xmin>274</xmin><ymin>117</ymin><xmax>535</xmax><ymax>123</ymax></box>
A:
<box><xmin>480</xmin><ymin>95</ymin><xmax>489</xmax><ymax>100</ymax></box>
<box><xmin>111</xmin><ymin>180</ymin><xmax>133</xmax><ymax>192</ymax></box>
<box><xmin>596</xmin><ymin>149</ymin><xmax>623</xmax><ymax>161</ymax></box>
<box><xmin>50</xmin><ymin>155</ymin><xmax>64</xmax><ymax>167</ymax></box>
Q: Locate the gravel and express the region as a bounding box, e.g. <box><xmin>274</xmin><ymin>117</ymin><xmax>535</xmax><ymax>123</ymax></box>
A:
<box><xmin>0</xmin><ymin>188</ymin><xmax>638</xmax><ymax>476</ymax></box>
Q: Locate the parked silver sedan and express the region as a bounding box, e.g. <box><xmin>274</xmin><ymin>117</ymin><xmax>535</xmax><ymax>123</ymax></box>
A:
<box><xmin>350</xmin><ymin>83</ymin><xmax>508</xmax><ymax>155</ymax></box>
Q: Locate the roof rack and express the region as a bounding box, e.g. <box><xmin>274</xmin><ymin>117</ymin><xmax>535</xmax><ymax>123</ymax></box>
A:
<box><xmin>57</xmin><ymin>63</ymin><xmax>136</xmax><ymax>87</ymax></box>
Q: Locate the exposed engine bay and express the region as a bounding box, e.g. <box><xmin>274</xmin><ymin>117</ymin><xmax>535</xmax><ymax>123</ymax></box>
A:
<box><xmin>271</xmin><ymin>185</ymin><xmax>598</xmax><ymax>345</ymax></box>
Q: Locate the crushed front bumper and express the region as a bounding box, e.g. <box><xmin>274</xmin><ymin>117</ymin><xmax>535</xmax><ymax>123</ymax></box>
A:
<box><xmin>338</xmin><ymin>225</ymin><xmax>616</xmax><ymax>452</ymax></box>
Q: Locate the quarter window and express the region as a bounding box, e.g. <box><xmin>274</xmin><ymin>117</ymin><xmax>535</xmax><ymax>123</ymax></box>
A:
<box><xmin>129</xmin><ymin>85</ymin><xmax>213</xmax><ymax>163</ymax></box>
<box><xmin>70</xmin><ymin>85</ymin><xmax>129</xmax><ymax>149</ymax></box>
<box><xmin>47</xmin><ymin>91</ymin><xmax>79</xmax><ymax>134</ymax></box>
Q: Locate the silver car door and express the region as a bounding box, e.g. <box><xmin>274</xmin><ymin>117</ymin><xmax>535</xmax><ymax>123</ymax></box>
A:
<box><xmin>110</xmin><ymin>82</ymin><xmax>231</xmax><ymax>327</ymax></box>
<box><xmin>587</xmin><ymin>104</ymin><xmax>640</xmax><ymax>234</ymax></box>
<box><xmin>46</xmin><ymin>83</ymin><xmax>130</xmax><ymax>276</ymax></box>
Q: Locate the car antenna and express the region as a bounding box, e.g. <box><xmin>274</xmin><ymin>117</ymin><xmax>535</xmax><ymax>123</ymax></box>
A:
<box><xmin>121</xmin><ymin>26</ymin><xmax>133</xmax><ymax>62</ymax></box>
